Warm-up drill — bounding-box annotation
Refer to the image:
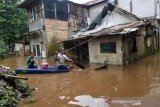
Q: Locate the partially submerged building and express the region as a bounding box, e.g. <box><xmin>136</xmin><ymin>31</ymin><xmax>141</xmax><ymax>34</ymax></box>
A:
<box><xmin>62</xmin><ymin>0</ymin><xmax>159</xmax><ymax>65</ymax></box>
<box><xmin>18</xmin><ymin>0</ymin><xmax>88</xmax><ymax>58</ymax></box>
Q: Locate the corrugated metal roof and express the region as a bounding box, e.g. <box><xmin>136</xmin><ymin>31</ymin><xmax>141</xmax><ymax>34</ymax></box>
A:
<box><xmin>88</xmin><ymin>21</ymin><xmax>146</xmax><ymax>36</ymax></box>
<box><xmin>62</xmin><ymin>20</ymin><xmax>148</xmax><ymax>42</ymax></box>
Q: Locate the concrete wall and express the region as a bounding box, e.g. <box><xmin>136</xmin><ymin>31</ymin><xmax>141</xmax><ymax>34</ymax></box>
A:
<box><xmin>89</xmin><ymin>36</ymin><xmax>123</xmax><ymax>65</ymax></box>
<box><xmin>156</xmin><ymin>0</ymin><xmax>160</xmax><ymax>19</ymax></box>
<box><xmin>68</xmin><ymin>2</ymin><xmax>88</xmax><ymax>36</ymax></box>
<box><xmin>118</xmin><ymin>0</ymin><xmax>156</xmax><ymax>18</ymax></box>
<box><xmin>117</xmin><ymin>0</ymin><xmax>131</xmax><ymax>13</ymax></box>
<box><xmin>29</xmin><ymin>19</ymin><xmax>43</xmax><ymax>32</ymax></box>
<box><xmin>88</xmin><ymin>2</ymin><xmax>106</xmax><ymax>24</ymax></box>
<box><xmin>104</xmin><ymin>8</ymin><xmax>137</xmax><ymax>27</ymax></box>
<box><xmin>88</xmin><ymin>2</ymin><xmax>137</xmax><ymax>28</ymax></box>
<box><xmin>27</xmin><ymin>3</ymin><xmax>43</xmax><ymax>32</ymax></box>
<box><xmin>132</xmin><ymin>30</ymin><xmax>145</xmax><ymax>61</ymax></box>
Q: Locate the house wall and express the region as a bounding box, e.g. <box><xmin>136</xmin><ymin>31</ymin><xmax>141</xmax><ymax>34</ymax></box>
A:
<box><xmin>88</xmin><ymin>2</ymin><xmax>106</xmax><ymax>24</ymax></box>
<box><xmin>27</xmin><ymin>3</ymin><xmax>43</xmax><ymax>32</ymax></box>
<box><xmin>15</xmin><ymin>43</ymin><xmax>23</xmax><ymax>52</ymax></box>
<box><xmin>118</xmin><ymin>0</ymin><xmax>156</xmax><ymax>18</ymax></box>
<box><xmin>122</xmin><ymin>29</ymin><xmax>146</xmax><ymax>64</ymax></box>
<box><xmin>104</xmin><ymin>9</ymin><xmax>137</xmax><ymax>27</ymax></box>
<box><xmin>89</xmin><ymin>36</ymin><xmax>123</xmax><ymax>65</ymax></box>
<box><xmin>132</xmin><ymin>30</ymin><xmax>145</xmax><ymax>61</ymax></box>
<box><xmin>44</xmin><ymin>19</ymin><xmax>68</xmax><ymax>43</ymax></box>
<box><xmin>30</xmin><ymin>30</ymin><xmax>45</xmax><ymax>57</ymax></box>
<box><xmin>88</xmin><ymin>2</ymin><xmax>137</xmax><ymax>28</ymax></box>
<box><xmin>68</xmin><ymin>2</ymin><xmax>88</xmax><ymax>36</ymax></box>
<box><xmin>29</xmin><ymin>19</ymin><xmax>44</xmax><ymax>32</ymax></box>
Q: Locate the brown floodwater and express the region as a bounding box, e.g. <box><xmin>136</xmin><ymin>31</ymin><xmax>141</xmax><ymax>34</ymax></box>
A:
<box><xmin>0</xmin><ymin>54</ymin><xmax>160</xmax><ymax>107</ymax></box>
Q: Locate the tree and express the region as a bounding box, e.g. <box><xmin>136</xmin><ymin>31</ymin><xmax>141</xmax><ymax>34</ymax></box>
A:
<box><xmin>0</xmin><ymin>0</ymin><xmax>27</xmax><ymax>57</ymax></box>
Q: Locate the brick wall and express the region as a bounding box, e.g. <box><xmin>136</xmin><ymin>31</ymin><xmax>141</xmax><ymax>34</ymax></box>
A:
<box><xmin>44</xmin><ymin>19</ymin><xmax>69</xmax><ymax>57</ymax></box>
<box><xmin>44</xmin><ymin>19</ymin><xmax>69</xmax><ymax>43</ymax></box>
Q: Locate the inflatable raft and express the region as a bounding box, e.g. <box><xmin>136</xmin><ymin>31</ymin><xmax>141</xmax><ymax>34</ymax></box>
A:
<box><xmin>15</xmin><ymin>66</ymin><xmax>69</xmax><ymax>74</ymax></box>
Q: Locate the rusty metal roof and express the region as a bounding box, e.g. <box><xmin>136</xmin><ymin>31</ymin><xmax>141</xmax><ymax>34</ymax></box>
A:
<box><xmin>91</xmin><ymin>20</ymin><xmax>146</xmax><ymax>36</ymax></box>
<box><xmin>61</xmin><ymin>20</ymin><xmax>149</xmax><ymax>43</ymax></box>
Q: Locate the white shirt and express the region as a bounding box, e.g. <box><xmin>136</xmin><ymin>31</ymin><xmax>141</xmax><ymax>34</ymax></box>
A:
<box><xmin>57</xmin><ymin>53</ymin><xmax>70</xmax><ymax>65</ymax></box>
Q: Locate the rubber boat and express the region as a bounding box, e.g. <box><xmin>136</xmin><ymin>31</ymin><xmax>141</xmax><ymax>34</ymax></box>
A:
<box><xmin>15</xmin><ymin>66</ymin><xmax>69</xmax><ymax>74</ymax></box>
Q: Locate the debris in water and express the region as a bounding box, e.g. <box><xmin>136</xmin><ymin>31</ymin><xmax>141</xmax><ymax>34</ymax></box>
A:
<box><xmin>0</xmin><ymin>66</ymin><xmax>33</xmax><ymax>107</ymax></box>
<box><xmin>59</xmin><ymin>96</ymin><xmax>65</xmax><ymax>100</ymax></box>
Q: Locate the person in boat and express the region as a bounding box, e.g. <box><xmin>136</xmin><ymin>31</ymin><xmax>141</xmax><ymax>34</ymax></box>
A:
<box><xmin>56</xmin><ymin>48</ymin><xmax>72</xmax><ymax>69</ymax></box>
<box><xmin>26</xmin><ymin>52</ymin><xmax>38</xmax><ymax>68</ymax></box>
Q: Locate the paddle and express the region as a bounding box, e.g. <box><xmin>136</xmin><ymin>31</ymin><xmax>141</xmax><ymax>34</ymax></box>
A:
<box><xmin>72</xmin><ymin>61</ymin><xmax>85</xmax><ymax>69</ymax></box>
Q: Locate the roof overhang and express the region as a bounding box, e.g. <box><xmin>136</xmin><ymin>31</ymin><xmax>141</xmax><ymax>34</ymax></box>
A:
<box><xmin>18</xmin><ymin>0</ymin><xmax>40</xmax><ymax>8</ymax></box>
<box><xmin>60</xmin><ymin>20</ymin><xmax>150</xmax><ymax>44</ymax></box>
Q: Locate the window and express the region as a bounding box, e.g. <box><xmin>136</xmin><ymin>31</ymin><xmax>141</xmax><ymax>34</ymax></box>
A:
<box><xmin>43</xmin><ymin>0</ymin><xmax>68</xmax><ymax>21</ymax></box>
<box><xmin>44</xmin><ymin>0</ymin><xmax>56</xmax><ymax>19</ymax></box>
<box><xmin>45</xmin><ymin>9</ymin><xmax>55</xmax><ymax>19</ymax></box>
<box><xmin>32</xmin><ymin>44</ymin><xmax>41</xmax><ymax>57</ymax></box>
<box><xmin>56</xmin><ymin>2</ymin><xmax>68</xmax><ymax>21</ymax></box>
<box><xmin>32</xmin><ymin>8</ymin><xmax>37</xmax><ymax>21</ymax></box>
<box><xmin>100</xmin><ymin>42</ymin><xmax>116</xmax><ymax>53</ymax></box>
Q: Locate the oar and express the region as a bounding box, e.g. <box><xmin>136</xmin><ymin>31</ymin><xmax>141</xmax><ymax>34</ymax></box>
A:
<box><xmin>72</xmin><ymin>61</ymin><xmax>85</xmax><ymax>69</ymax></box>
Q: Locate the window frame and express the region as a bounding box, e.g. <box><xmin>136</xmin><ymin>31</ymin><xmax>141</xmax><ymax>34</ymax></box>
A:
<box><xmin>100</xmin><ymin>42</ymin><xmax>116</xmax><ymax>53</ymax></box>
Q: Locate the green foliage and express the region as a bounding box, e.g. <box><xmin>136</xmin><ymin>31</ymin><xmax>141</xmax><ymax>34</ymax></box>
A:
<box><xmin>0</xmin><ymin>73</ymin><xmax>33</xmax><ymax>107</ymax></box>
<box><xmin>0</xmin><ymin>39</ymin><xmax>8</xmax><ymax>58</ymax></box>
<box><xmin>0</xmin><ymin>87</ymin><xmax>19</xmax><ymax>107</ymax></box>
<box><xmin>48</xmin><ymin>43</ymin><xmax>60</xmax><ymax>57</ymax></box>
<box><xmin>0</xmin><ymin>0</ymin><xmax>27</xmax><ymax>57</ymax></box>
<box><xmin>14</xmin><ymin>79</ymin><xmax>32</xmax><ymax>97</ymax></box>
<box><xmin>48</xmin><ymin>37</ymin><xmax>61</xmax><ymax>57</ymax></box>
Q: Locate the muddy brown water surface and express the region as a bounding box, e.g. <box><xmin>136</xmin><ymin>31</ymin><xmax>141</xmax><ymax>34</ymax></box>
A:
<box><xmin>0</xmin><ymin>54</ymin><xmax>160</xmax><ymax>107</ymax></box>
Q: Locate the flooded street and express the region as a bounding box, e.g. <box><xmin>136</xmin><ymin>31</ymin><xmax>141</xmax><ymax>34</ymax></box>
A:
<box><xmin>0</xmin><ymin>54</ymin><xmax>160</xmax><ymax>107</ymax></box>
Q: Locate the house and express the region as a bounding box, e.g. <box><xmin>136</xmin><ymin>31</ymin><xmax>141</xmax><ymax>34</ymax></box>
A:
<box><xmin>14</xmin><ymin>42</ymin><xmax>30</xmax><ymax>56</ymax></box>
<box><xmin>62</xmin><ymin>0</ymin><xmax>159</xmax><ymax>65</ymax></box>
<box><xmin>118</xmin><ymin>0</ymin><xmax>160</xmax><ymax>52</ymax></box>
<box><xmin>118</xmin><ymin>0</ymin><xmax>160</xmax><ymax>20</ymax></box>
<box><xmin>18</xmin><ymin>0</ymin><xmax>88</xmax><ymax>58</ymax></box>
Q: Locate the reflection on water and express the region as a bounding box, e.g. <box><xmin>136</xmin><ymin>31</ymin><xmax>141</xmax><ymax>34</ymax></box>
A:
<box><xmin>0</xmin><ymin>54</ymin><xmax>160</xmax><ymax>107</ymax></box>
<box><xmin>68</xmin><ymin>95</ymin><xmax>110</xmax><ymax>107</ymax></box>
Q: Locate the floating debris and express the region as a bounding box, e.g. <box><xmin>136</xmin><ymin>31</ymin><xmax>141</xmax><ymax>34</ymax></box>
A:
<box><xmin>68</xmin><ymin>95</ymin><xmax>110</xmax><ymax>107</ymax></box>
<box><xmin>0</xmin><ymin>65</ymin><xmax>33</xmax><ymax>107</ymax></box>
